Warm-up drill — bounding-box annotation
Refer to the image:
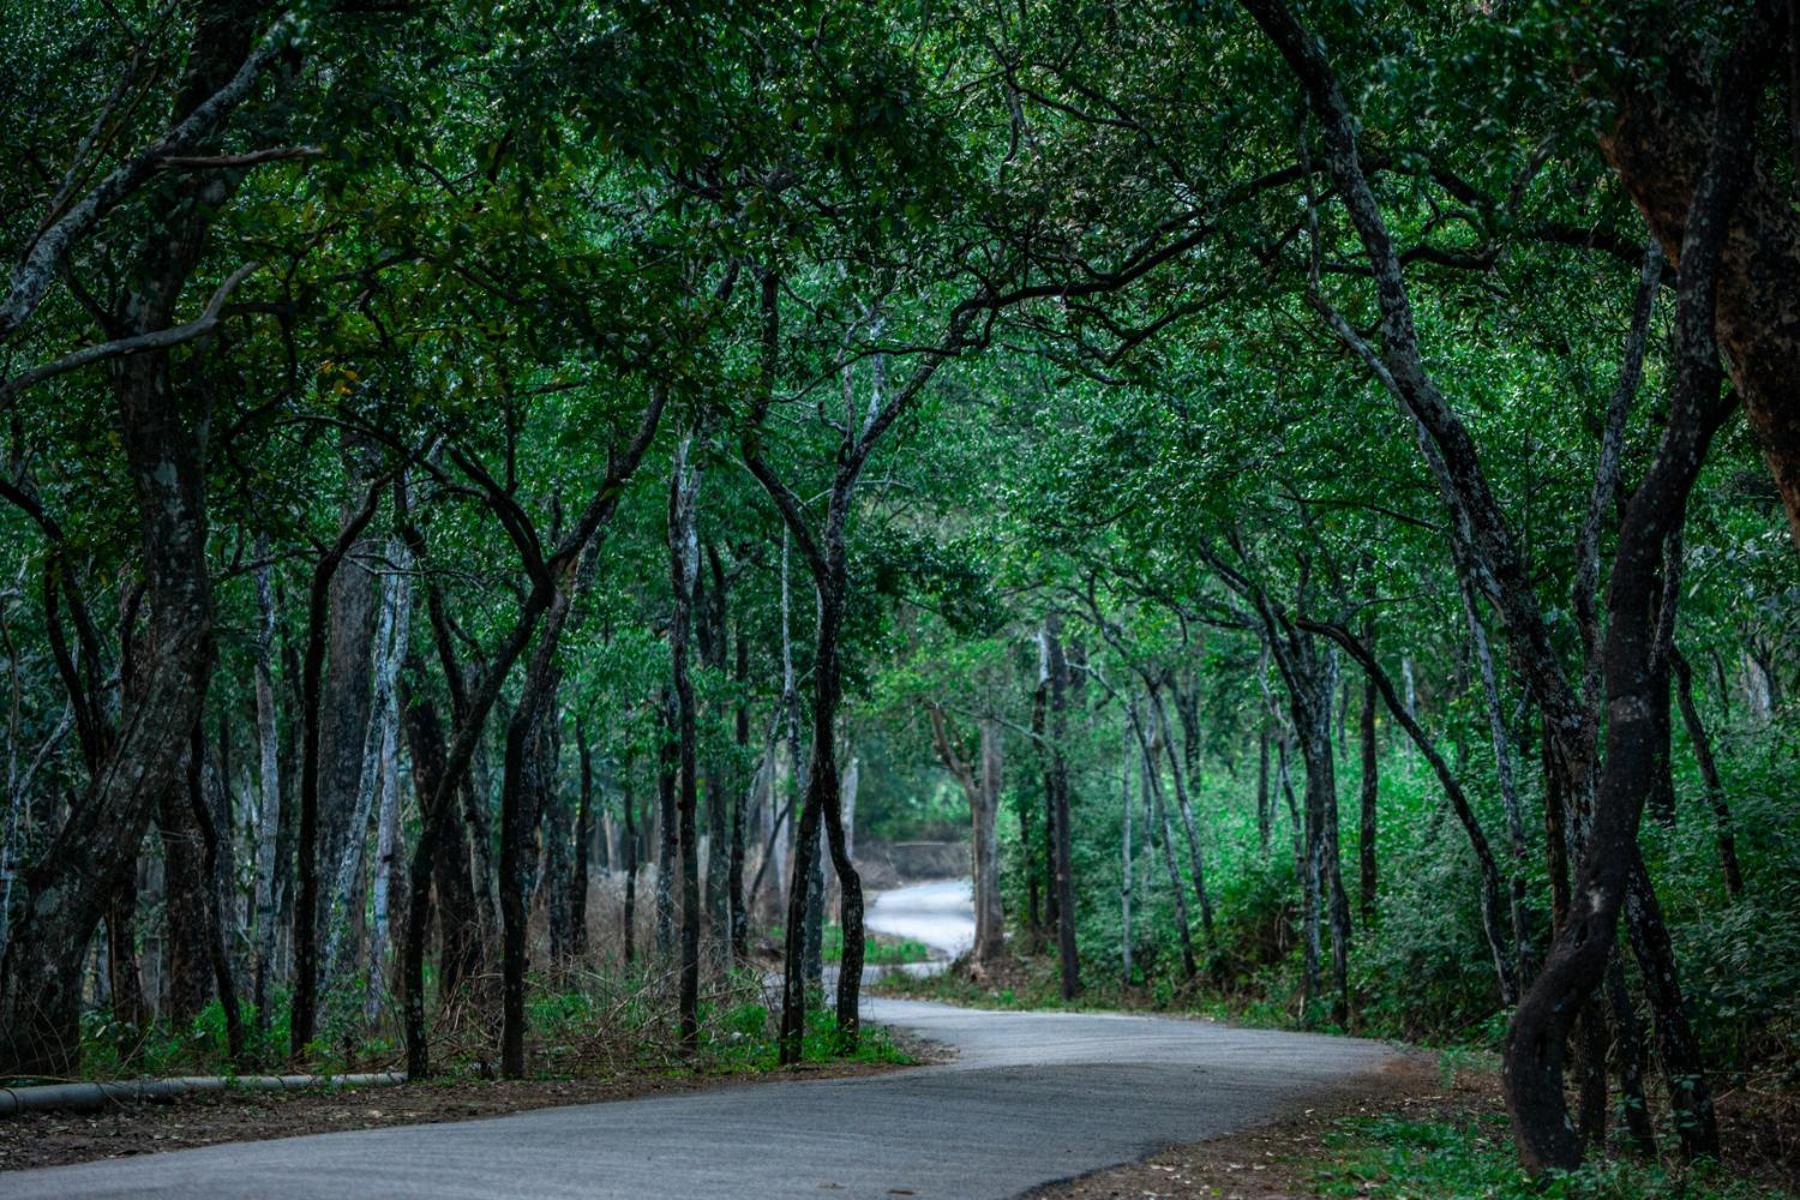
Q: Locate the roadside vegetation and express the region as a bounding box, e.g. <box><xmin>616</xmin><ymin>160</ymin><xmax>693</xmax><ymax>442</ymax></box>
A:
<box><xmin>2</xmin><ymin>0</ymin><xmax>1797</xmax><ymax>1193</ymax></box>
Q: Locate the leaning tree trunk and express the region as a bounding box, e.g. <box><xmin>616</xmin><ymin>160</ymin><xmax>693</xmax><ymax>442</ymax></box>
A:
<box><xmin>1670</xmin><ymin>647</ymin><xmax>1744</xmax><ymax>898</ymax></box>
<box><xmin>0</xmin><ymin>0</ymin><xmax>261</xmax><ymax>1076</ymax></box>
<box><xmin>1501</xmin><ymin>19</ymin><xmax>1752</xmax><ymax>1164</ymax></box>
<box><xmin>1132</xmin><ymin>698</ymin><xmax>1197</xmax><ymax>983</ymax></box>
<box><xmin>1149</xmin><ymin>685</ymin><xmax>1213</xmax><ymax>938</ymax></box>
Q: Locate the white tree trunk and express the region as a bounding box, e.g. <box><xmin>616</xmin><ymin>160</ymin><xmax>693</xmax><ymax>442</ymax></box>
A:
<box><xmin>251</xmin><ymin>538</ymin><xmax>283</xmax><ymax>1015</ymax></box>
<box><xmin>322</xmin><ymin>539</ymin><xmax>411</xmax><ymax>994</ymax></box>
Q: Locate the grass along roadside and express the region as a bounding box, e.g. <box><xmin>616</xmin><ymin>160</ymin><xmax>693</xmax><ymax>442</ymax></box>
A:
<box><xmin>1029</xmin><ymin>1053</ymin><xmax>1796</xmax><ymax>1200</ymax></box>
<box><xmin>4</xmin><ymin>967</ymin><xmax>928</xmax><ymax>1173</ymax></box>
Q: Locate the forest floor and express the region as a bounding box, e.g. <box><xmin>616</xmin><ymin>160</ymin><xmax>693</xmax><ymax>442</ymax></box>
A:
<box><xmin>0</xmin><ymin>1032</ymin><xmax>944</xmax><ymax>1173</ymax></box>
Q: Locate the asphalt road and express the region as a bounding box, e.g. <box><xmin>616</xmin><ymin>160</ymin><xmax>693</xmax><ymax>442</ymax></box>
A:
<box><xmin>8</xmin><ymin>883</ymin><xmax>1397</xmax><ymax>1199</ymax></box>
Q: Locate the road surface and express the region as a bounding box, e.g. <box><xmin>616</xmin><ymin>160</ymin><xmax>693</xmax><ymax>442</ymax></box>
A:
<box><xmin>865</xmin><ymin>878</ymin><xmax>977</xmax><ymax>962</ymax></box>
<box><xmin>6</xmin><ymin>882</ymin><xmax>1398</xmax><ymax>1198</ymax></box>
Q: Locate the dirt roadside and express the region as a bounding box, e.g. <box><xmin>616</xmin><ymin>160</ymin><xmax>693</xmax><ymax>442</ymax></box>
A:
<box><xmin>1023</xmin><ymin>1053</ymin><xmax>1447</xmax><ymax>1200</ymax></box>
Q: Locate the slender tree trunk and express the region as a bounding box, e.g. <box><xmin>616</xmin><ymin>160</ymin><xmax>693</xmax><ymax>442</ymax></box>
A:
<box><xmin>292</xmin><ymin>481</ymin><xmax>383</xmax><ymax>1059</ymax></box>
<box><xmin>1460</xmin><ymin>577</ymin><xmax>1532</xmax><ymax>983</ymax></box>
<box><xmin>668</xmin><ymin>433</ymin><xmax>704</xmax><ymax>1046</ymax></box>
<box><xmin>1119</xmin><ymin>733</ymin><xmax>1133</xmax><ymax>984</ymax></box>
<box><xmin>324</xmin><ymin>544</ymin><xmax>410</xmax><ymax>995</ymax></box>
<box><xmin>655</xmin><ymin>692</ymin><xmax>677</xmax><ymax>961</ymax></box>
<box><xmin>1133</xmin><ymin>699</ymin><xmax>1196</xmax><ymax>983</ymax></box>
<box><xmin>728</xmin><ymin>624</ymin><xmax>751</xmax><ymax>962</ymax></box>
<box><xmin>622</xmin><ymin>753</ymin><xmax>639</xmax><ymax>965</ymax></box>
<box><xmin>1357</xmin><ymin>643</ymin><xmax>1378</xmax><ymax>923</ymax></box>
<box><xmin>186</xmin><ymin>724</ymin><xmax>244</xmax><ymax>1064</ymax></box>
<box><xmin>251</xmin><ymin>541</ymin><xmax>282</xmax><ymax>1025</ymax></box>
<box><xmin>974</xmin><ymin>719</ymin><xmax>1004</xmax><ymax>963</ymax></box>
<box><xmin>1043</xmin><ymin>615</ymin><xmax>1080</xmax><ymax>1000</ymax></box>
<box><xmin>1670</xmin><ymin>648</ymin><xmax>1744</xmax><ymax>897</ymax></box>
<box><xmin>572</xmin><ymin>721</ymin><xmax>593</xmax><ymax>961</ymax></box>
<box><xmin>499</xmin><ymin>657</ymin><xmax>563</xmax><ymax>1078</ymax></box>
<box><xmin>1256</xmin><ymin>718</ymin><xmax>1272</xmax><ymax>855</ymax></box>
<box><xmin>1149</xmin><ymin>685</ymin><xmax>1213</xmax><ymax>938</ymax></box>
<box><xmin>1623</xmin><ymin>853</ymin><xmax>1719</xmax><ymax>1160</ymax></box>
<box><xmin>315</xmin><ymin>451</ymin><xmax>381</xmax><ymax>983</ymax></box>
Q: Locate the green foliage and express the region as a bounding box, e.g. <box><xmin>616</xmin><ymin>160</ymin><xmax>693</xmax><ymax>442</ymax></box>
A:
<box><xmin>1312</xmin><ymin>1114</ymin><xmax>1790</xmax><ymax>1200</ymax></box>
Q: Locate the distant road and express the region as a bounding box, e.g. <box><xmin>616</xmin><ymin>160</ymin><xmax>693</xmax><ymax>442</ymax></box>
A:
<box><xmin>865</xmin><ymin>877</ymin><xmax>976</xmax><ymax>962</ymax></box>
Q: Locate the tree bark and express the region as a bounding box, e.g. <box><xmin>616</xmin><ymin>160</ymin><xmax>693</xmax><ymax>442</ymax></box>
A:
<box><xmin>251</xmin><ymin>539</ymin><xmax>283</xmax><ymax>1025</ymax></box>
<box><xmin>668</xmin><ymin>432</ymin><xmax>704</xmax><ymax>1047</ymax></box>
<box><xmin>1043</xmin><ymin>615</ymin><xmax>1081</xmax><ymax>1001</ymax></box>
<box><xmin>572</xmin><ymin>721</ymin><xmax>594</xmax><ymax>961</ymax></box>
<box><xmin>316</xmin><ymin>448</ymin><xmax>382</xmax><ymax>978</ymax></box>
<box><xmin>1670</xmin><ymin>647</ymin><xmax>1744</xmax><ymax>898</ymax></box>
<box><xmin>927</xmin><ymin>704</ymin><xmax>1005</xmax><ymax>964</ymax></box>
<box><xmin>1357</xmin><ymin>632</ymin><xmax>1378</xmax><ymax>923</ymax></box>
<box><xmin>0</xmin><ymin>0</ymin><xmax>256</xmax><ymax>1078</ymax></box>
<box><xmin>291</xmin><ymin>479</ymin><xmax>384</xmax><ymax>1059</ymax></box>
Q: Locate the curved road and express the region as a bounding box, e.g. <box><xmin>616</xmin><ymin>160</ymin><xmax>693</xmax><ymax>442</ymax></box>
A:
<box><xmin>7</xmin><ymin>882</ymin><xmax>1396</xmax><ymax>1199</ymax></box>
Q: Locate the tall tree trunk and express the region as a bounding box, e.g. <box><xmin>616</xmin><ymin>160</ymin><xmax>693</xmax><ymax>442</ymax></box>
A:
<box><xmin>1670</xmin><ymin>648</ymin><xmax>1744</xmax><ymax>897</ymax></box>
<box><xmin>159</xmin><ymin>770</ymin><xmax>213</xmax><ymax>1026</ymax></box>
<box><xmin>187</xmin><ymin>724</ymin><xmax>244</xmax><ymax>1064</ymax></box>
<box><xmin>1132</xmin><ymin>698</ymin><xmax>1197</xmax><ymax>983</ymax></box>
<box><xmin>668</xmin><ymin>432</ymin><xmax>704</xmax><ymax>1047</ymax></box>
<box><xmin>1622</xmin><ymin>853</ymin><xmax>1719</xmax><ymax>1160</ymax></box>
<box><xmin>1460</xmin><ymin>577</ymin><xmax>1532</xmax><ymax>983</ymax></box>
<box><xmin>0</xmin><ymin>0</ymin><xmax>251</xmax><ymax>1077</ymax></box>
<box><xmin>928</xmin><ymin>705</ymin><xmax>1004</xmax><ymax>964</ymax></box>
<box><xmin>572</xmin><ymin>721</ymin><xmax>593</xmax><ymax>961</ymax></box>
<box><xmin>974</xmin><ymin>719</ymin><xmax>1004</xmax><ymax>963</ymax></box>
<box><xmin>1149</xmin><ymin>685</ymin><xmax>1213</xmax><ymax>938</ymax></box>
<box><xmin>698</xmin><ymin>547</ymin><xmax>730</xmax><ymax>957</ymax></box>
<box><xmin>654</xmin><ymin>692</ymin><xmax>677</xmax><ymax>961</ymax></box>
<box><xmin>728</xmin><ymin>622</ymin><xmax>751</xmax><ymax>962</ymax></box>
<box><xmin>251</xmin><ymin>540</ymin><xmax>283</xmax><ymax>1026</ymax></box>
<box><xmin>622</xmin><ymin>757</ymin><xmax>640</xmax><ymax>965</ymax></box>
<box><xmin>1357</xmin><ymin>639</ymin><xmax>1378</xmax><ymax>924</ymax></box>
<box><xmin>1118</xmin><ymin>734</ymin><xmax>1133</xmax><ymax>983</ymax></box>
<box><xmin>324</xmin><ymin>542</ymin><xmax>410</xmax><ymax>995</ymax></box>
<box><xmin>292</xmin><ymin>481</ymin><xmax>383</xmax><ymax>1059</ymax></box>
<box><xmin>541</xmin><ymin>717</ymin><xmax>573</xmax><ymax>965</ymax></box>
<box><xmin>1043</xmin><ymin>615</ymin><xmax>1080</xmax><ymax>1001</ymax></box>
<box><xmin>1256</xmin><ymin>718</ymin><xmax>1272</xmax><ymax>855</ymax></box>
<box><xmin>499</xmin><ymin>659</ymin><xmax>562</xmax><ymax>1078</ymax></box>
<box><xmin>315</xmin><ymin>450</ymin><xmax>381</xmax><ymax>981</ymax></box>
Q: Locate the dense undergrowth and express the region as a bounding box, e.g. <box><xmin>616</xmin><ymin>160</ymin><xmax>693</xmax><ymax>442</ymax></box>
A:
<box><xmin>66</xmin><ymin>964</ymin><xmax>906</xmax><ymax>1086</ymax></box>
